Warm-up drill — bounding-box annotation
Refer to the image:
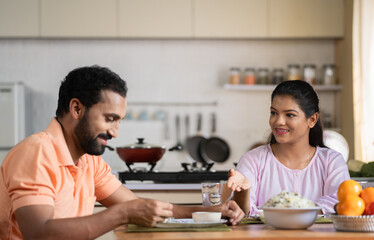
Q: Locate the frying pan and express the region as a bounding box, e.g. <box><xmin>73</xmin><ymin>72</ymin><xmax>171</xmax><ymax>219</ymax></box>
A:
<box><xmin>199</xmin><ymin>113</ymin><xmax>230</xmax><ymax>163</ymax></box>
<box><xmin>186</xmin><ymin>113</ymin><xmax>206</xmax><ymax>163</ymax></box>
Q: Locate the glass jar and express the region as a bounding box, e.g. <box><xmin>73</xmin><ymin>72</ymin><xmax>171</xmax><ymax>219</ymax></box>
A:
<box><xmin>323</xmin><ymin>64</ymin><xmax>336</xmax><ymax>85</ymax></box>
<box><xmin>287</xmin><ymin>64</ymin><xmax>301</xmax><ymax>80</ymax></box>
<box><xmin>229</xmin><ymin>67</ymin><xmax>241</xmax><ymax>84</ymax></box>
<box><xmin>272</xmin><ymin>68</ymin><xmax>284</xmax><ymax>85</ymax></box>
<box><xmin>244</xmin><ymin>68</ymin><xmax>256</xmax><ymax>85</ymax></box>
<box><xmin>257</xmin><ymin>68</ymin><xmax>269</xmax><ymax>85</ymax></box>
<box><xmin>303</xmin><ymin>64</ymin><xmax>317</xmax><ymax>85</ymax></box>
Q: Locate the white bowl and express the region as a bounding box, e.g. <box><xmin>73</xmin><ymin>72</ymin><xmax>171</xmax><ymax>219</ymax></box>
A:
<box><xmin>261</xmin><ymin>207</ymin><xmax>321</xmax><ymax>229</ymax></box>
<box><xmin>192</xmin><ymin>212</ymin><xmax>222</xmax><ymax>223</ymax></box>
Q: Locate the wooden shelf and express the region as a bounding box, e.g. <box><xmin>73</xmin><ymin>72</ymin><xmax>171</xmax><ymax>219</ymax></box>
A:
<box><xmin>223</xmin><ymin>84</ymin><xmax>342</xmax><ymax>92</ymax></box>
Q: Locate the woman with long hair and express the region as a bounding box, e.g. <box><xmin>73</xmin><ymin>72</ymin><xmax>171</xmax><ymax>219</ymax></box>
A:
<box><xmin>227</xmin><ymin>80</ymin><xmax>350</xmax><ymax>215</ymax></box>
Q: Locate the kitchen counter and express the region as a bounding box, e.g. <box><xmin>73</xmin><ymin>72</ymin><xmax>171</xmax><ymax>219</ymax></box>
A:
<box><xmin>124</xmin><ymin>183</ymin><xmax>202</xmax><ymax>204</ymax></box>
<box><xmin>113</xmin><ymin>223</ymin><xmax>374</xmax><ymax>240</ymax></box>
<box><xmin>125</xmin><ymin>183</ymin><xmax>201</xmax><ymax>190</ymax></box>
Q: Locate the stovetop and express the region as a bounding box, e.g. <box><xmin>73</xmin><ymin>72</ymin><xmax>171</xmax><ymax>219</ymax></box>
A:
<box><xmin>118</xmin><ymin>170</ymin><xmax>229</xmax><ymax>183</ymax></box>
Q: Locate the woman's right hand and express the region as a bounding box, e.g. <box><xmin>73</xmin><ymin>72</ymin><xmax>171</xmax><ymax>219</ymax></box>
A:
<box><xmin>227</xmin><ymin>169</ymin><xmax>251</xmax><ymax>192</ymax></box>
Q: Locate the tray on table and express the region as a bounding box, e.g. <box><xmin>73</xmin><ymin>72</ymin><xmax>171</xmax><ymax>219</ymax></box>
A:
<box><xmin>327</xmin><ymin>213</ymin><xmax>374</xmax><ymax>232</ymax></box>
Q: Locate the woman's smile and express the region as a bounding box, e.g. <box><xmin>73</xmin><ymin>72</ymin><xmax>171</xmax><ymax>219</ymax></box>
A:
<box><xmin>275</xmin><ymin>128</ymin><xmax>290</xmax><ymax>135</ymax></box>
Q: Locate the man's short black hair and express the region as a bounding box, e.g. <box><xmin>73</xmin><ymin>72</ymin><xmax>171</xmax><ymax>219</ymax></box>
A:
<box><xmin>56</xmin><ymin>65</ymin><xmax>128</xmax><ymax>117</ymax></box>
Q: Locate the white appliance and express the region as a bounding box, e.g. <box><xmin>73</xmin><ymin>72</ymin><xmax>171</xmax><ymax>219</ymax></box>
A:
<box><xmin>0</xmin><ymin>82</ymin><xmax>25</xmax><ymax>165</ymax></box>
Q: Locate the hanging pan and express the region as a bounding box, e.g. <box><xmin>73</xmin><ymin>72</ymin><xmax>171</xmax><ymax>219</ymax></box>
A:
<box><xmin>186</xmin><ymin>113</ymin><xmax>206</xmax><ymax>163</ymax></box>
<box><xmin>199</xmin><ymin>113</ymin><xmax>230</xmax><ymax>163</ymax></box>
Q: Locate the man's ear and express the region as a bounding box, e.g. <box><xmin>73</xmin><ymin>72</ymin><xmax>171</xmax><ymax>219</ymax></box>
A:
<box><xmin>69</xmin><ymin>98</ymin><xmax>85</xmax><ymax>120</ymax></box>
<box><xmin>308</xmin><ymin>112</ymin><xmax>319</xmax><ymax>128</ymax></box>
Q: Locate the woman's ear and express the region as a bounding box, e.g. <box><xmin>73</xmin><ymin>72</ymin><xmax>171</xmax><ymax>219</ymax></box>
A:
<box><xmin>69</xmin><ymin>98</ymin><xmax>85</xmax><ymax>120</ymax></box>
<box><xmin>308</xmin><ymin>112</ymin><xmax>319</xmax><ymax>128</ymax></box>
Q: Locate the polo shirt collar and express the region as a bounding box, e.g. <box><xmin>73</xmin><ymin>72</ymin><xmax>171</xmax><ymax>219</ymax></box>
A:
<box><xmin>45</xmin><ymin>117</ymin><xmax>76</xmax><ymax>166</ymax></box>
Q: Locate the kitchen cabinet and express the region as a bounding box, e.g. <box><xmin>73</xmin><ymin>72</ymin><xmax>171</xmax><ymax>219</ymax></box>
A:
<box><xmin>268</xmin><ymin>0</ymin><xmax>344</xmax><ymax>38</ymax></box>
<box><xmin>194</xmin><ymin>0</ymin><xmax>267</xmax><ymax>38</ymax></box>
<box><xmin>0</xmin><ymin>0</ymin><xmax>344</xmax><ymax>39</ymax></box>
<box><xmin>0</xmin><ymin>0</ymin><xmax>39</xmax><ymax>37</ymax></box>
<box><xmin>119</xmin><ymin>0</ymin><xmax>192</xmax><ymax>38</ymax></box>
<box><xmin>40</xmin><ymin>0</ymin><xmax>117</xmax><ymax>38</ymax></box>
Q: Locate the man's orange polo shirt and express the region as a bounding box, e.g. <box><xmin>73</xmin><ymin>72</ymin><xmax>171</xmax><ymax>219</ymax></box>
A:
<box><xmin>0</xmin><ymin>118</ymin><xmax>122</xmax><ymax>239</ymax></box>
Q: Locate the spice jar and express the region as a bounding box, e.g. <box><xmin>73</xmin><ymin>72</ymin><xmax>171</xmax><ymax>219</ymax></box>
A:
<box><xmin>229</xmin><ymin>67</ymin><xmax>241</xmax><ymax>84</ymax></box>
<box><xmin>287</xmin><ymin>64</ymin><xmax>301</xmax><ymax>80</ymax></box>
<box><xmin>244</xmin><ymin>68</ymin><xmax>256</xmax><ymax>85</ymax></box>
<box><xmin>303</xmin><ymin>64</ymin><xmax>317</xmax><ymax>85</ymax></box>
<box><xmin>323</xmin><ymin>64</ymin><xmax>336</xmax><ymax>85</ymax></box>
<box><xmin>257</xmin><ymin>68</ymin><xmax>269</xmax><ymax>85</ymax></box>
<box><xmin>272</xmin><ymin>68</ymin><xmax>284</xmax><ymax>85</ymax></box>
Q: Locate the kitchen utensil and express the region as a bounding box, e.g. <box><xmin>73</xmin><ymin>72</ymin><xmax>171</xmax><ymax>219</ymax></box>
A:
<box><xmin>186</xmin><ymin>113</ymin><xmax>206</xmax><ymax>163</ymax></box>
<box><xmin>327</xmin><ymin>213</ymin><xmax>374</xmax><ymax>232</ymax></box>
<box><xmin>180</xmin><ymin>115</ymin><xmax>193</xmax><ymax>170</ymax></box>
<box><xmin>153</xmin><ymin>110</ymin><xmax>169</xmax><ymax>140</ymax></box>
<box><xmin>116</xmin><ymin>138</ymin><xmax>166</xmax><ymax>164</ymax></box>
<box><xmin>192</xmin><ymin>212</ymin><xmax>221</xmax><ymax>223</ymax></box>
<box><xmin>199</xmin><ymin>113</ymin><xmax>230</xmax><ymax>163</ymax></box>
<box><xmin>261</xmin><ymin>207</ymin><xmax>321</xmax><ymax>229</ymax></box>
<box><xmin>201</xmin><ymin>182</ymin><xmax>222</xmax><ymax>206</ymax></box>
<box><xmin>169</xmin><ymin>114</ymin><xmax>183</xmax><ymax>151</ymax></box>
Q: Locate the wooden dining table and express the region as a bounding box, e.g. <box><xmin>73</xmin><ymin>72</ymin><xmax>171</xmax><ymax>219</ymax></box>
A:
<box><xmin>113</xmin><ymin>223</ymin><xmax>374</xmax><ymax>240</ymax></box>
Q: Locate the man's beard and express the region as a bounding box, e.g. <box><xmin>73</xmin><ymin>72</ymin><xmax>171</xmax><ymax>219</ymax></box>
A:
<box><xmin>74</xmin><ymin>113</ymin><xmax>109</xmax><ymax>156</ymax></box>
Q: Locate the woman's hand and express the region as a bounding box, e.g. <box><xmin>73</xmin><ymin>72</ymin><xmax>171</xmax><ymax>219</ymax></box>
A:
<box><xmin>209</xmin><ymin>200</ymin><xmax>245</xmax><ymax>225</ymax></box>
<box><xmin>227</xmin><ymin>169</ymin><xmax>251</xmax><ymax>192</ymax></box>
<box><xmin>220</xmin><ymin>200</ymin><xmax>245</xmax><ymax>225</ymax></box>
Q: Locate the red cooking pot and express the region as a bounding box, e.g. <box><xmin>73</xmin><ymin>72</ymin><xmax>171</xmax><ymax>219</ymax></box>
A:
<box><xmin>116</xmin><ymin>138</ymin><xmax>166</xmax><ymax>164</ymax></box>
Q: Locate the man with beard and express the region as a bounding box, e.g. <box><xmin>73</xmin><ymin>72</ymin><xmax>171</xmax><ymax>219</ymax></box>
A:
<box><xmin>0</xmin><ymin>66</ymin><xmax>244</xmax><ymax>240</ymax></box>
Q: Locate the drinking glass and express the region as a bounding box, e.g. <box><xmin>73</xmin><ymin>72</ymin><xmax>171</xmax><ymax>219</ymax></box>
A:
<box><xmin>201</xmin><ymin>182</ymin><xmax>222</xmax><ymax>206</ymax></box>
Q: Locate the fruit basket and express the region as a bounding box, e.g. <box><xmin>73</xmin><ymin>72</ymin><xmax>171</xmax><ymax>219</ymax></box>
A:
<box><xmin>327</xmin><ymin>213</ymin><xmax>374</xmax><ymax>232</ymax></box>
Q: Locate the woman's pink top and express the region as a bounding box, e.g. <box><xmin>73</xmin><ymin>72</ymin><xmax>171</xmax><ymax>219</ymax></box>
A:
<box><xmin>236</xmin><ymin>144</ymin><xmax>350</xmax><ymax>215</ymax></box>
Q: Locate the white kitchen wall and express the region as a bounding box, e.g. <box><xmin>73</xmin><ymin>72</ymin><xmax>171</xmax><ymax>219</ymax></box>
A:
<box><xmin>0</xmin><ymin>39</ymin><xmax>335</xmax><ymax>172</ymax></box>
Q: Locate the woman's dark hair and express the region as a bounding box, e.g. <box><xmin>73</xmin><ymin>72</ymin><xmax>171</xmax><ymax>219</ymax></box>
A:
<box><xmin>56</xmin><ymin>65</ymin><xmax>128</xmax><ymax>117</ymax></box>
<box><xmin>268</xmin><ymin>80</ymin><xmax>326</xmax><ymax>147</ymax></box>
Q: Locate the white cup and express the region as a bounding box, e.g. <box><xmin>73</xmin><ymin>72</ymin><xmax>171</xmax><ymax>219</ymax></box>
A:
<box><xmin>192</xmin><ymin>212</ymin><xmax>222</xmax><ymax>223</ymax></box>
<box><xmin>201</xmin><ymin>182</ymin><xmax>222</xmax><ymax>206</ymax></box>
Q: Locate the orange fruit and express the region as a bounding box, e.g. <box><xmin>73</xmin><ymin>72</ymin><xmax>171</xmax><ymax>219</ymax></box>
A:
<box><xmin>337</xmin><ymin>179</ymin><xmax>362</xmax><ymax>201</ymax></box>
<box><xmin>365</xmin><ymin>202</ymin><xmax>374</xmax><ymax>215</ymax></box>
<box><xmin>360</xmin><ymin>187</ymin><xmax>374</xmax><ymax>206</ymax></box>
<box><xmin>336</xmin><ymin>195</ymin><xmax>365</xmax><ymax>216</ymax></box>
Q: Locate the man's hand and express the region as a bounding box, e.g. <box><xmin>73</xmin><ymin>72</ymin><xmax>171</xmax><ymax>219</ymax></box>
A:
<box><xmin>218</xmin><ymin>200</ymin><xmax>245</xmax><ymax>225</ymax></box>
<box><xmin>227</xmin><ymin>169</ymin><xmax>251</xmax><ymax>192</ymax></box>
<box><xmin>123</xmin><ymin>198</ymin><xmax>174</xmax><ymax>227</ymax></box>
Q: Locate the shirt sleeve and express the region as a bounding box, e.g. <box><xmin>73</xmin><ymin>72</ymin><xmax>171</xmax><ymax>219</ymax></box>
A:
<box><xmin>92</xmin><ymin>156</ymin><xmax>122</xmax><ymax>201</ymax></box>
<box><xmin>4</xmin><ymin>137</ymin><xmax>57</xmax><ymax>211</ymax></box>
<box><xmin>236</xmin><ymin>151</ymin><xmax>261</xmax><ymax>216</ymax></box>
<box><xmin>315</xmin><ymin>151</ymin><xmax>350</xmax><ymax>213</ymax></box>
